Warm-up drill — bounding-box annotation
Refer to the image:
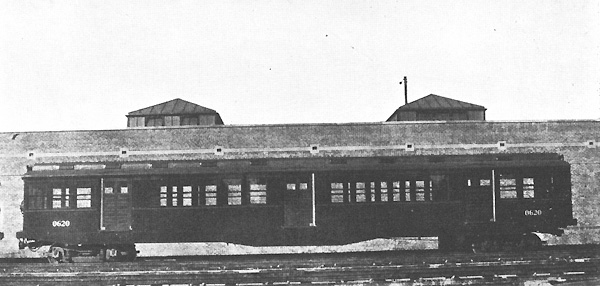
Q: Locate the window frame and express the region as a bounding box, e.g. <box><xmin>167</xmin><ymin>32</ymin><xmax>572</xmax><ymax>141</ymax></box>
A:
<box><xmin>180</xmin><ymin>115</ymin><xmax>200</xmax><ymax>126</ymax></box>
<box><xmin>159</xmin><ymin>178</ymin><xmax>200</xmax><ymax>208</ymax></box>
<box><xmin>145</xmin><ymin>116</ymin><xmax>165</xmax><ymax>127</ymax></box>
<box><xmin>203</xmin><ymin>183</ymin><xmax>218</xmax><ymax>206</ymax></box>
<box><xmin>76</xmin><ymin>187</ymin><xmax>92</xmax><ymax>208</ymax></box>
<box><xmin>224</xmin><ymin>178</ymin><xmax>243</xmax><ymax>206</ymax></box>
<box><xmin>52</xmin><ymin>187</ymin><xmax>70</xmax><ymax>209</ymax></box>
<box><xmin>499</xmin><ymin>176</ymin><xmax>518</xmax><ymax>199</ymax></box>
<box><xmin>248</xmin><ymin>176</ymin><xmax>268</xmax><ymax>205</ymax></box>
<box><xmin>25</xmin><ymin>179</ymin><xmax>96</xmax><ymax>211</ymax></box>
<box><xmin>496</xmin><ymin>170</ymin><xmax>546</xmax><ymax>200</ymax></box>
<box><xmin>522</xmin><ymin>177</ymin><xmax>535</xmax><ymax>199</ymax></box>
<box><xmin>327</xmin><ymin>173</ymin><xmax>435</xmax><ymax>204</ymax></box>
<box><xmin>26</xmin><ymin>184</ymin><xmax>49</xmax><ymax>210</ymax></box>
<box><xmin>155</xmin><ymin>175</ymin><xmax>276</xmax><ymax>208</ymax></box>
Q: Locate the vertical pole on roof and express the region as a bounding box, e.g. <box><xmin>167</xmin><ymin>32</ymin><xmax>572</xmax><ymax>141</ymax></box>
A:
<box><xmin>399</xmin><ymin>76</ymin><xmax>408</xmax><ymax>105</ymax></box>
<box><xmin>311</xmin><ymin>173</ymin><xmax>316</xmax><ymax>227</ymax></box>
<box><xmin>404</xmin><ymin>76</ymin><xmax>408</xmax><ymax>104</ymax></box>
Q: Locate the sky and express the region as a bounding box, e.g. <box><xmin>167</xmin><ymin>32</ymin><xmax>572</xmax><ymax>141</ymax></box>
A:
<box><xmin>1</xmin><ymin>0</ymin><xmax>599</xmax><ymax>132</ymax></box>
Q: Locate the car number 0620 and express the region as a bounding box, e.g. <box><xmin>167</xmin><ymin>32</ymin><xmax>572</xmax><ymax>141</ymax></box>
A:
<box><xmin>52</xmin><ymin>220</ymin><xmax>71</xmax><ymax>227</ymax></box>
<box><xmin>524</xmin><ymin>209</ymin><xmax>542</xmax><ymax>216</ymax></box>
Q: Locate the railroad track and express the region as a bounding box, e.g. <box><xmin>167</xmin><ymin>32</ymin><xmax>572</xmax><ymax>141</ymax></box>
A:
<box><xmin>1</xmin><ymin>258</ymin><xmax>599</xmax><ymax>286</ymax></box>
<box><xmin>0</xmin><ymin>245</ymin><xmax>599</xmax><ymax>285</ymax></box>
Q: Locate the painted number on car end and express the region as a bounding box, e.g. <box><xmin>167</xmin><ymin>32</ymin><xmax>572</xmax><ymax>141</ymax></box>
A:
<box><xmin>52</xmin><ymin>220</ymin><xmax>71</xmax><ymax>227</ymax></box>
<box><xmin>524</xmin><ymin>209</ymin><xmax>543</xmax><ymax>216</ymax></box>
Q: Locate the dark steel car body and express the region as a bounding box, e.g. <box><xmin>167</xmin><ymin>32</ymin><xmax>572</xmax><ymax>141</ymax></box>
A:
<box><xmin>18</xmin><ymin>153</ymin><xmax>576</xmax><ymax>255</ymax></box>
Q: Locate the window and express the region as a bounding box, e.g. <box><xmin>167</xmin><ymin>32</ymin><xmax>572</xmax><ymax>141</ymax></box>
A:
<box><xmin>523</xmin><ymin>177</ymin><xmax>535</xmax><ymax>199</ymax></box>
<box><xmin>128</xmin><ymin>117</ymin><xmax>144</xmax><ymax>127</ymax></box>
<box><xmin>288</xmin><ymin>181</ymin><xmax>308</xmax><ymax>191</ymax></box>
<box><xmin>398</xmin><ymin>179</ymin><xmax>434</xmax><ymax>202</ymax></box>
<box><xmin>380</xmin><ymin>182</ymin><xmax>388</xmax><ymax>202</ymax></box>
<box><xmin>429</xmin><ymin>180</ymin><xmax>434</xmax><ymax>201</ymax></box>
<box><xmin>164</xmin><ymin>116</ymin><xmax>180</xmax><ymax>126</ymax></box>
<box><xmin>27</xmin><ymin>186</ymin><xmax>48</xmax><ymax>210</ymax></box>
<box><xmin>182</xmin><ymin>186</ymin><xmax>193</xmax><ymax>206</ymax></box>
<box><xmin>146</xmin><ymin>116</ymin><xmax>164</xmax><ymax>127</ymax></box>
<box><xmin>299</xmin><ymin>183</ymin><xmax>308</xmax><ymax>190</ymax></box>
<box><xmin>417</xmin><ymin>111</ymin><xmax>468</xmax><ymax>121</ymax></box>
<box><xmin>355</xmin><ymin>182</ymin><xmax>366</xmax><ymax>203</ymax></box>
<box><xmin>27</xmin><ymin>183</ymin><xmax>94</xmax><ymax>210</ymax></box>
<box><xmin>499</xmin><ymin>178</ymin><xmax>517</xmax><ymax>199</ymax></box>
<box><xmin>194</xmin><ymin>180</ymin><xmax>218</xmax><ymax>207</ymax></box>
<box><xmin>198</xmin><ymin>115</ymin><xmax>216</xmax><ymax>125</ymax></box>
<box><xmin>328</xmin><ymin>177</ymin><xmax>434</xmax><ymax>204</ymax></box>
<box><xmin>225</xmin><ymin>179</ymin><xmax>242</xmax><ymax>206</ymax></box>
<box><xmin>159</xmin><ymin>184</ymin><xmax>184</xmax><ymax>207</ymax></box>
<box><xmin>27</xmin><ymin>183</ymin><xmax>95</xmax><ymax>210</ymax></box>
<box><xmin>52</xmin><ymin>188</ymin><xmax>70</xmax><ymax>209</ymax></box>
<box><xmin>249</xmin><ymin>177</ymin><xmax>267</xmax><ymax>204</ymax></box>
<box><xmin>171</xmin><ymin>186</ymin><xmax>178</xmax><ymax>206</ymax></box>
<box><xmin>181</xmin><ymin>116</ymin><xmax>199</xmax><ymax>126</ymax></box>
<box><xmin>370</xmin><ymin>182</ymin><xmax>376</xmax><ymax>202</ymax></box>
<box><xmin>205</xmin><ymin>185</ymin><xmax>217</xmax><ymax>206</ymax></box>
<box><xmin>104</xmin><ymin>186</ymin><xmax>127</xmax><ymax>194</ymax></box>
<box><xmin>415</xmin><ymin>180</ymin><xmax>426</xmax><ymax>201</ymax></box>
<box><xmin>330</xmin><ymin>182</ymin><xmax>345</xmax><ymax>203</ymax></box>
<box><xmin>160</xmin><ymin>186</ymin><xmax>168</xmax><ymax>207</ymax></box>
<box><xmin>157</xmin><ymin>181</ymin><xmax>223</xmax><ymax>208</ymax></box>
<box><xmin>76</xmin><ymin>188</ymin><xmax>92</xmax><ymax>208</ymax></box>
<box><xmin>391</xmin><ymin>181</ymin><xmax>401</xmax><ymax>201</ymax></box>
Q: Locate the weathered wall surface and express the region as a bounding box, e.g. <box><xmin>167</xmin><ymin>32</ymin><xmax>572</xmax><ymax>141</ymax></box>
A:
<box><xmin>0</xmin><ymin>120</ymin><xmax>599</xmax><ymax>256</ymax></box>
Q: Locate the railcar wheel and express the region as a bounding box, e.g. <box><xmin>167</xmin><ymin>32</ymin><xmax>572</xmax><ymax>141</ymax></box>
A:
<box><xmin>101</xmin><ymin>245</ymin><xmax>136</xmax><ymax>262</ymax></box>
<box><xmin>103</xmin><ymin>248</ymin><xmax>119</xmax><ymax>262</ymax></box>
<box><xmin>47</xmin><ymin>246</ymin><xmax>65</xmax><ymax>264</ymax></box>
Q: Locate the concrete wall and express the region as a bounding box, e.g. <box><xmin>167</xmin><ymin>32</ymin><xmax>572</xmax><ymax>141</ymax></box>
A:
<box><xmin>0</xmin><ymin>120</ymin><xmax>599</xmax><ymax>256</ymax></box>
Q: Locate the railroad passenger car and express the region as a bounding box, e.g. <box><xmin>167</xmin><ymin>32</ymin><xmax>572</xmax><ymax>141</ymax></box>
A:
<box><xmin>17</xmin><ymin>153</ymin><xmax>576</xmax><ymax>262</ymax></box>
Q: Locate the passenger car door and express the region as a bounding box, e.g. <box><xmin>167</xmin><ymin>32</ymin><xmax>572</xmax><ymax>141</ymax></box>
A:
<box><xmin>101</xmin><ymin>179</ymin><xmax>132</xmax><ymax>232</ymax></box>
